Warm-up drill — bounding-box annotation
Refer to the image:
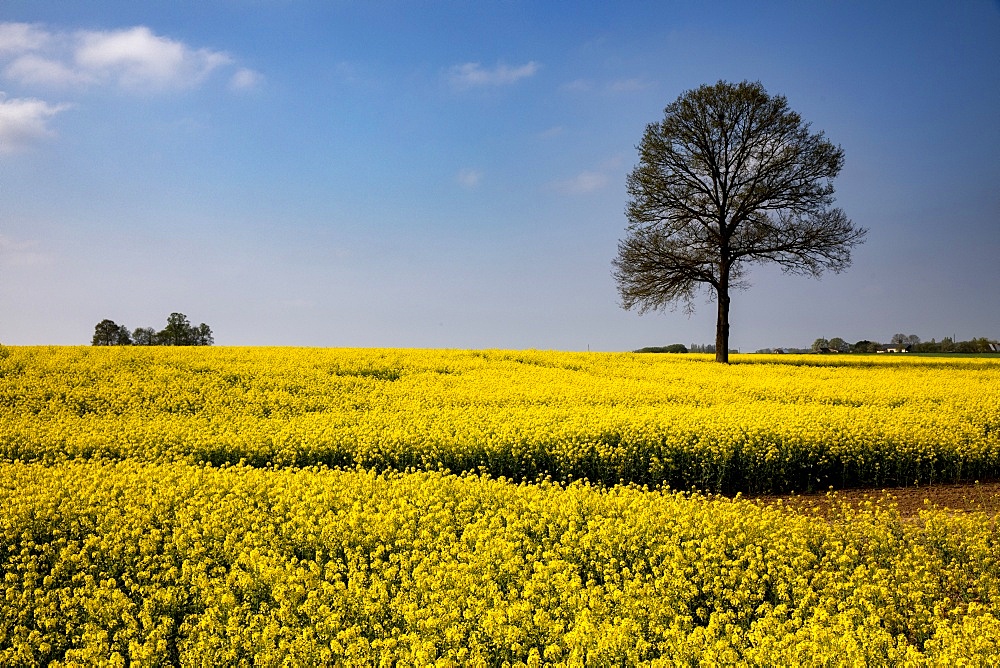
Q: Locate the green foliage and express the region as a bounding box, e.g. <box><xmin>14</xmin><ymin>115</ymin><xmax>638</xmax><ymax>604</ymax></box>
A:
<box><xmin>132</xmin><ymin>327</ymin><xmax>158</xmax><ymax>346</ymax></box>
<box><xmin>634</xmin><ymin>344</ymin><xmax>688</xmax><ymax>353</ymax></box>
<box><xmin>828</xmin><ymin>337</ymin><xmax>850</xmax><ymax>353</ymax></box>
<box><xmin>156</xmin><ymin>313</ymin><xmax>214</xmax><ymax>346</ymax></box>
<box><xmin>92</xmin><ymin>314</ymin><xmax>213</xmax><ymax>346</ymax></box>
<box><xmin>853</xmin><ymin>340</ymin><xmax>879</xmax><ymax>353</ymax></box>
<box><xmin>92</xmin><ymin>319</ymin><xmax>133</xmax><ymax>346</ymax></box>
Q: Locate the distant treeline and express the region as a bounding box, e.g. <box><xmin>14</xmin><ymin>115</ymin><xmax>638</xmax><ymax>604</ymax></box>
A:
<box><xmin>634</xmin><ymin>344</ymin><xmax>739</xmax><ymax>354</ymax></box>
<box><xmin>762</xmin><ymin>334</ymin><xmax>999</xmax><ymax>355</ymax></box>
<box><xmin>638</xmin><ymin>334</ymin><xmax>998</xmax><ymax>355</ymax></box>
<box><xmin>92</xmin><ymin>313</ymin><xmax>213</xmax><ymax>346</ymax></box>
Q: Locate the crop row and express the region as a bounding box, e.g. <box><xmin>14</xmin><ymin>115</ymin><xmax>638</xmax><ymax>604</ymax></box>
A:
<box><xmin>2</xmin><ymin>459</ymin><xmax>999</xmax><ymax>666</ymax></box>
<box><xmin>2</xmin><ymin>346</ymin><xmax>999</xmax><ymax>492</ymax></box>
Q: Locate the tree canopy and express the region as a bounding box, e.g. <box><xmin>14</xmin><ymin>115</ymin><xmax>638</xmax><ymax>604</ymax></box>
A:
<box><xmin>92</xmin><ymin>313</ymin><xmax>213</xmax><ymax>346</ymax></box>
<box><xmin>613</xmin><ymin>80</ymin><xmax>867</xmax><ymax>363</ymax></box>
<box><xmin>91</xmin><ymin>319</ymin><xmax>132</xmax><ymax>346</ymax></box>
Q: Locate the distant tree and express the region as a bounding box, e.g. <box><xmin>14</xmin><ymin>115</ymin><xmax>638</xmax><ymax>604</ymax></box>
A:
<box><xmin>956</xmin><ymin>339</ymin><xmax>979</xmax><ymax>353</ymax></box>
<box><xmin>852</xmin><ymin>340</ymin><xmax>877</xmax><ymax>353</ymax></box>
<box><xmin>828</xmin><ymin>337</ymin><xmax>850</xmax><ymax>352</ymax></box>
<box><xmin>92</xmin><ymin>319</ymin><xmax>116</xmax><ymax>346</ymax></box>
<box><xmin>132</xmin><ymin>327</ymin><xmax>158</xmax><ymax>346</ymax></box>
<box><xmin>811</xmin><ymin>337</ymin><xmax>830</xmax><ymax>353</ymax></box>
<box><xmin>193</xmin><ymin>323</ymin><xmax>214</xmax><ymax>346</ymax></box>
<box><xmin>158</xmin><ymin>313</ymin><xmax>194</xmax><ymax>346</ymax></box>
<box><xmin>153</xmin><ymin>313</ymin><xmax>214</xmax><ymax>346</ymax></box>
<box><xmin>971</xmin><ymin>337</ymin><xmax>993</xmax><ymax>353</ymax></box>
<box><xmin>887</xmin><ymin>333</ymin><xmax>920</xmax><ymax>351</ymax></box>
<box><xmin>613</xmin><ymin>80</ymin><xmax>866</xmax><ymax>363</ymax></box>
<box><xmin>92</xmin><ymin>319</ymin><xmax>132</xmax><ymax>346</ymax></box>
<box><xmin>634</xmin><ymin>344</ymin><xmax>688</xmax><ymax>353</ymax></box>
<box><xmin>939</xmin><ymin>337</ymin><xmax>955</xmax><ymax>353</ymax></box>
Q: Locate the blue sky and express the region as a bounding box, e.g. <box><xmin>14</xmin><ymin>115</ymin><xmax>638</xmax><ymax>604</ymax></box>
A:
<box><xmin>1</xmin><ymin>1</ymin><xmax>998</xmax><ymax>351</ymax></box>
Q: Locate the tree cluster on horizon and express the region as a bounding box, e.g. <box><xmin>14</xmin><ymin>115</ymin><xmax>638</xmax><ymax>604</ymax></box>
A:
<box><xmin>755</xmin><ymin>333</ymin><xmax>998</xmax><ymax>354</ymax></box>
<box><xmin>92</xmin><ymin>313</ymin><xmax>213</xmax><ymax>347</ymax></box>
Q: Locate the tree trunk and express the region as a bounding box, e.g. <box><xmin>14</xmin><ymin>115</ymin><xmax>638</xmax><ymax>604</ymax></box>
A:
<box><xmin>715</xmin><ymin>281</ymin><xmax>730</xmax><ymax>364</ymax></box>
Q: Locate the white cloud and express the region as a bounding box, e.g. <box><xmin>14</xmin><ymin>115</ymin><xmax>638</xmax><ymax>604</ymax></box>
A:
<box><xmin>0</xmin><ymin>22</ymin><xmax>258</xmax><ymax>150</ymax></box>
<box><xmin>0</xmin><ymin>22</ymin><xmax>246</xmax><ymax>92</ymax></box>
<box><xmin>5</xmin><ymin>54</ymin><xmax>90</xmax><ymax>87</ymax></box>
<box><xmin>448</xmin><ymin>61</ymin><xmax>539</xmax><ymax>88</ymax></box>
<box><xmin>456</xmin><ymin>168</ymin><xmax>483</xmax><ymax>189</ymax></box>
<box><xmin>0</xmin><ymin>22</ymin><xmax>50</xmax><ymax>54</ymax></box>
<box><xmin>75</xmin><ymin>26</ymin><xmax>232</xmax><ymax>90</ymax></box>
<box><xmin>229</xmin><ymin>67</ymin><xmax>264</xmax><ymax>91</ymax></box>
<box><xmin>0</xmin><ymin>94</ymin><xmax>71</xmax><ymax>153</ymax></box>
<box><xmin>550</xmin><ymin>170</ymin><xmax>609</xmax><ymax>195</ymax></box>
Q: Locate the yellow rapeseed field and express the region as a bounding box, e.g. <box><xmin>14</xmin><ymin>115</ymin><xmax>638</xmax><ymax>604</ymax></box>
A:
<box><xmin>1</xmin><ymin>460</ymin><xmax>998</xmax><ymax>665</ymax></box>
<box><xmin>1</xmin><ymin>345</ymin><xmax>999</xmax><ymax>665</ymax></box>
<box><xmin>2</xmin><ymin>346</ymin><xmax>998</xmax><ymax>491</ymax></box>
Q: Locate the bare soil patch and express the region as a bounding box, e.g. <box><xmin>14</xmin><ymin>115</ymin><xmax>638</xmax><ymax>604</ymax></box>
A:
<box><xmin>751</xmin><ymin>480</ymin><xmax>1000</xmax><ymax>518</ymax></box>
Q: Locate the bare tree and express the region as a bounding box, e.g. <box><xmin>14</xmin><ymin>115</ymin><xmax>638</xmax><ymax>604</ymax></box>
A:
<box><xmin>613</xmin><ymin>80</ymin><xmax>867</xmax><ymax>363</ymax></box>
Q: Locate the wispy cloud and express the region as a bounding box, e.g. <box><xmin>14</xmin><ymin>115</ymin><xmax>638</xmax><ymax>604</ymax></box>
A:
<box><xmin>75</xmin><ymin>26</ymin><xmax>232</xmax><ymax>90</ymax></box>
<box><xmin>549</xmin><ymin>157</ymin><xmax>624</xmax><ymax>195</ymax></box>
<box><xmin>4</xmin><ymin>53</ymin><xmax>86</xmax><ymax>87</ymax></box>
<box><xmin>229</xmin><ymin>67</ymin><xmax>264</xmax><ymax>92</ymax></box>
<box><xmin>448</xmin><ymin>61</ymin><xmax>539</xmax><ymax>88</ymax></box>
<box><xmin>0</xmin><ymin>22</ymin><xmax>51</xmax><ymax>54</ymax></box>
<box><xmin>550</xmin><ymin>170</ymin><xmax>609</xmax><ymax>194</ymax></box>
<box><xmin>0</xmin><ymin>21</ymin><xmax>262</xmax><ymax>151</ymax></box>
<box><xmin>0</xmin><ymin>94</ymin><xmax>71</xmax><ymax>153</ymax></box>
<box><xmin>456</xmin><ymin>168</ymin><xmax>483</xmax><ymax>189</ymax></box>
<box><xmin>0</xmin><ymin>22</ymin><xmax>262</xmax><ymax>92</ymax></box>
